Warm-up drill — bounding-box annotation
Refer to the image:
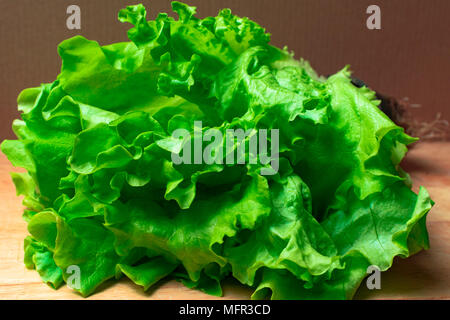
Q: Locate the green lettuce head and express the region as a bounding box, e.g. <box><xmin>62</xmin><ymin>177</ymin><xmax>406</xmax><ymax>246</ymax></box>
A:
<box><xmin>1</xmin><ymin>2</ymin><xmax>432</xmax><ymax>299</ymax></box>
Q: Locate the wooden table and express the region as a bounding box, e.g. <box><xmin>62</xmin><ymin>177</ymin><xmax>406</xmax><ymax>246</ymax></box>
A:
<box><xmin>0</xmin><ymin>142</ymin><xmax>449</xmax><ymax>300</ymax></box>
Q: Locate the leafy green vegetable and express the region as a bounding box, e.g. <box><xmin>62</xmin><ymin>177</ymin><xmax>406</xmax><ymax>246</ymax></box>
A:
<box><xmin>1</xmin><ymin>2</ymin><xmax>432</xmax><ymax>299</ymax></box>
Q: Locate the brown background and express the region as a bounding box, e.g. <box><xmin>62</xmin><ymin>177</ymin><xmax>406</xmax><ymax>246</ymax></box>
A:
<box><xmin>1</xmin><ymin>0</ymin><xmax>449</xmax><ymax>140</ymax></box>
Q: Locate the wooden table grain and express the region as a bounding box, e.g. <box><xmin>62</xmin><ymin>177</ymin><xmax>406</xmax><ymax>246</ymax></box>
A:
<box><xmin>0</xmin><ymin>142</ymin><xmax>449</xmax><ymax>300</ymax></box>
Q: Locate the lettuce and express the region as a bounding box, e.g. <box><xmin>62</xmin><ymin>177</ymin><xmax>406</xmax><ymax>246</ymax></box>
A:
<box><xmin>1</xmin><ymin>2</ymin><xmax>432</xmax><ymax>299</ymax></box>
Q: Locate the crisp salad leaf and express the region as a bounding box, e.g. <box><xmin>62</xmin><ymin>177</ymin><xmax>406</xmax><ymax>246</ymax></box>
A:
<box><xmin>1</xmin><ymin>2</ymin><xmax>432</xmax><ymax>299</ymax></box>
